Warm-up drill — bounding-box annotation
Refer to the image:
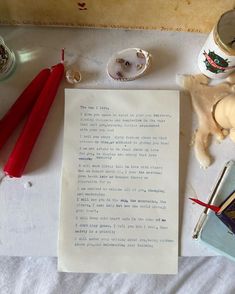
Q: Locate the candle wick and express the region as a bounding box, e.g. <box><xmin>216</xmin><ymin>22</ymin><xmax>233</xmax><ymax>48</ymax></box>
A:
<box><xmin>61</xmin><ymin>48</ymin><xmax>65</xmax><ymax>63</ymax></box>
<box><xmin>0</xmin><ymin>172</ymin><xmax>6</xmax><ymax>185</ymax></box>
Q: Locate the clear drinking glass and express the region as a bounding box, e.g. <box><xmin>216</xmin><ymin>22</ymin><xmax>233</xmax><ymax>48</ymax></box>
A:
<box><xmin>0</xmin><ymin>36</ymin><xmax>16</xmax><ymax>81</ymax></box>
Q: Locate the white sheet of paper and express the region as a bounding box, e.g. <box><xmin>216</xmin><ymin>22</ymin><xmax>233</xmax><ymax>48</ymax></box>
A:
<box><xmin>58</xmin><ymin>89</ymin><xmax>179</xmax><ymax>274</ymax></box>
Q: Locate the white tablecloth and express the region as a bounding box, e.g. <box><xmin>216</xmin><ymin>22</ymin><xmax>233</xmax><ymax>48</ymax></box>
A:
<box><xmin>1</xmin><ymin>26</ymin><xmax>235</xmax><ymax>293</ymax></box>
<box><xmin>1</xmin><ymin>256</ymin><xmax>235</xmax><ymax>294</ymax></box>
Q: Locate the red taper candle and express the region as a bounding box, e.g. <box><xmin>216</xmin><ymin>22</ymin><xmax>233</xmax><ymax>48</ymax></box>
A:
<box><xmin>4</xmin><ymin>61</ymin><xmax>64</xmax><ymax>177</ymax></box>
<box><xmin>0</xmin><ymin>68</ymin><xmax>50</xmax><ymax>149</ymax></box>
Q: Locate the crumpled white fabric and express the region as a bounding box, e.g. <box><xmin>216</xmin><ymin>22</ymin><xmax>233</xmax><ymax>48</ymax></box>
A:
<box><xmin>1</xmin><ymin>256</ymin><xmax>235</xmax><ymax>294</ymax></box>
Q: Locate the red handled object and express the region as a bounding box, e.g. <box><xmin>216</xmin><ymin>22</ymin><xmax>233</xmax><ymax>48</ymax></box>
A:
<box><xmin>189</xmin><ymin>198</ymin><xmax>220</xmax><ymax>213</ymax></box>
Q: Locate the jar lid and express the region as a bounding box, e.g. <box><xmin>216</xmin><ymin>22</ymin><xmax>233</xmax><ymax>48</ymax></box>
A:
<box><xmin>215</xmin><ymin>9</ymin><xmax>235</xmax><ymax>56</ymax></box>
